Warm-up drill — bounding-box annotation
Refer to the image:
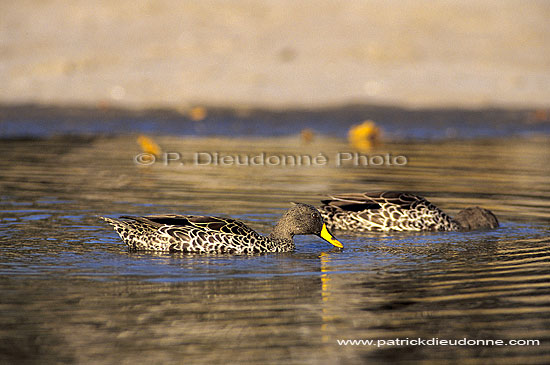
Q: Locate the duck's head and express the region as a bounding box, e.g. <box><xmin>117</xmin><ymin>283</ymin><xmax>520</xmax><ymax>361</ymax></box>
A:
<box><xmin>454</xmin><ymin>207</ymin><xmax>499</xmax><ymax>230</ymax></box>
<box><xmin>272</xmin><ymin>203</ymin><xmax>343</xmax><ymax>248</ymax></box>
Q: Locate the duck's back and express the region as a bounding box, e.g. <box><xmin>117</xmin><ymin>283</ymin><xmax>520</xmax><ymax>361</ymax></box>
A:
<box><xmin>101</xmin><ymin>214</ymin><xmax>273</xmax><ymax>253</ymax></box>
<box><xmin>319</xmin><ymin>191</ymin><xmax>460</xmax><ymax>232</ymax></box>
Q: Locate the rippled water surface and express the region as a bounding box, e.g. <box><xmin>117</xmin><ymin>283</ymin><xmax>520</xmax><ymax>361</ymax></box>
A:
<box><xmin>1</xmin><ymin>115</ymin><xmax>549</xmax><ymax>364</ymax></box>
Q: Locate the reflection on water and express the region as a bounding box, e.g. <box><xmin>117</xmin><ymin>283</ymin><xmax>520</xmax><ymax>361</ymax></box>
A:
<box><xmin>1</xmin><ymin>133</ymin><xmax>549</xmax><ymax>364</ymax></box>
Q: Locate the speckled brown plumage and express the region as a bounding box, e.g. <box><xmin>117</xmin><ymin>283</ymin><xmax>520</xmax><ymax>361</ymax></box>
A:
<box><xmin>101</xmin><ymin>203</ymin><xmax>343</xmax><ymax>253</ymax></box>
<box><xmin>319</xmin><ymin>191</ymin><xmax>498</xmax><ymax>232</ymax></box>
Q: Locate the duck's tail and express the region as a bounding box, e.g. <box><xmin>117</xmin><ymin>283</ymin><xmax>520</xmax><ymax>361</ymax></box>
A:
<box><xmin>99</xmin><ymin>216</ymin><xmax>127</xmax><ymax>229</ymax></box>
<box><xmin>99</xmin><ymin>216</ymin><xmax>134</xmax><ymax>246</ymax></box>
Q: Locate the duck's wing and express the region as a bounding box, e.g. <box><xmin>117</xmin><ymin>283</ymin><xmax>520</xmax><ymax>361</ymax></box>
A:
<box><xmin>125</xmin><ymin>214</ymin><xmax>255</xmax><ymax>236</ymax></box>
<box><xmin>321</xmin><ymin>191</ymin><xmax>423</xmax><ymax>212</ymax></box>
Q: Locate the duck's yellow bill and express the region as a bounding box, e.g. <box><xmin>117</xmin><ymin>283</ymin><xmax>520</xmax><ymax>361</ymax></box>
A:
<box><xmin>319</xmin><ymin>223</ymin><xmax>343</xmax><ymax>248</ymax></box>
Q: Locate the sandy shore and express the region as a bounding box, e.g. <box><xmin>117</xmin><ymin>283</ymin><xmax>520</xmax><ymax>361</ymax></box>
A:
<box><xmin>1</xmin><ymin>0</ymin><xmax>549</xmax><ymax>109</ymax></box>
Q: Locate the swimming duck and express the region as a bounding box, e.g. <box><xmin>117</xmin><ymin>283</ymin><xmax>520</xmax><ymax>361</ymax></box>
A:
<box><xmin>101</xmin><ymin>203</ymin><xmax>343</xmax><ymax>253</ymax></box>
<box><xmin>319</xmin><ymin>191</ymin><xmax>499</xmax><ymax>232</ymax></box>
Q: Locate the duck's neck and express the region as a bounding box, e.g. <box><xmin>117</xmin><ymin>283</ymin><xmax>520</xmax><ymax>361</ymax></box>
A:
<box><xmin>449</xmin><ymin>217</ymin><xmax>463</xmax><ymax>231</ymax></box>
<box><xmin>268</xmin><ymin>220</ymin><xmax>294</xmax><ymax>250</ymax></box>
<box><xmin>269</xmin><ymin>220</ymin><xmax>293</xmax><ymax>241</ymax></box>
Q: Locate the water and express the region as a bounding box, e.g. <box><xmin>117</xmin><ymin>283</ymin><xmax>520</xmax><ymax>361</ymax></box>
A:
<box><xmin>1</xmin><ymin>112</ymin><xmax>549</xmax><ymax>364</ymax></box>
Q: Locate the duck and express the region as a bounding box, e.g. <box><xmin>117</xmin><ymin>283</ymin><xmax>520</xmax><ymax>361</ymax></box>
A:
<box><xmin>318</xmin><ymin>191</ymin><xmax>499</xmax><ymax>232</ymax></box>
<box><xmin>100</xmin><ymin>203</ymin><xmax>343</xmax><ymax>254</ymax></box>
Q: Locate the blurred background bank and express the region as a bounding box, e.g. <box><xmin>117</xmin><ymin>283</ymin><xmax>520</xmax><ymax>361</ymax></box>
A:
<box><xmin>1</xmin><ymin>0</ymin><xmax>549</xmax><ymax>110</ymax></box>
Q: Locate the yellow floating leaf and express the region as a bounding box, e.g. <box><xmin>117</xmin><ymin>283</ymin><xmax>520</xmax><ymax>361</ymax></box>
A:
<box><xmin>189</xmin><ymin>106</ymin><xmax>207</xmax><ymax>121</ymax></box>
<box><xmin>137</xmin><ymin>135</ymin><xmax>162</xmax><ymax>157</ymax></box>
<box><xmin>348</xmin><ymin>120</ymin><xmax>382</xmax><ymax>151</ymax></box>
<box><xmin>300</xmin><ymin>128</ymin><xmax>315</xmax><ymax>144</ymax></box>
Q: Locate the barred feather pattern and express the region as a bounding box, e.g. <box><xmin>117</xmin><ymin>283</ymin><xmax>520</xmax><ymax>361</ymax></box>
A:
<box><xmin>319</xmin><ymin>191</ymin><xmax>460</xmax><ymax>232</ymax></box>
